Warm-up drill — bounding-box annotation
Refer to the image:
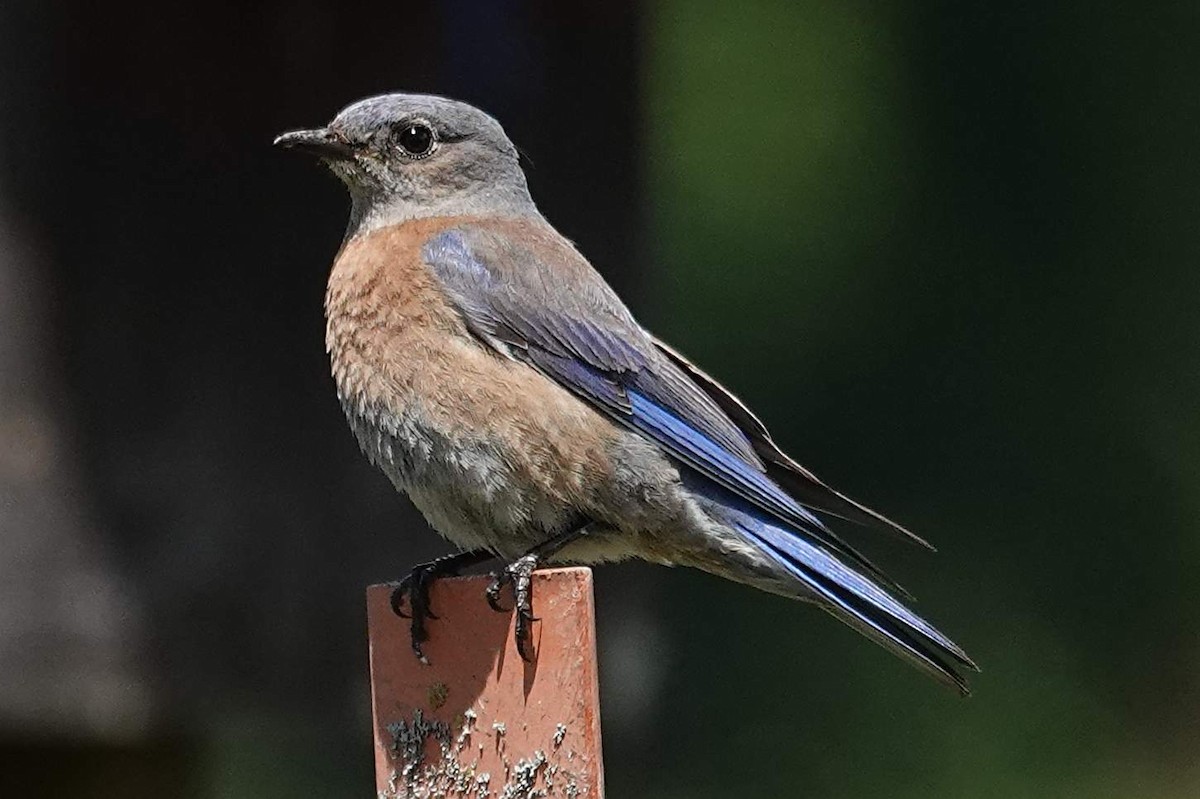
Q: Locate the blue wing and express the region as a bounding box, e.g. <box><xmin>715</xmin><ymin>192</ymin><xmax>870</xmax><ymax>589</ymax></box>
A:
<box><xmin>653</xmin><ymin>336</ymin><xmax>935</xmax><ymax>549</ymax></box>
<box><xmin>422</xmin><ymin>227</ymin><xmax>891</xmax><ymax>582</ymax></box>
<box><xmin>422</xmin><ymin>224</ymin><xmax>976</xmax><ymax>689</ymax></box>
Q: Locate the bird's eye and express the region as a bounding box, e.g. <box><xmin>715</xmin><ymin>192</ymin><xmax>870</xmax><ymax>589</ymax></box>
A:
<box><xmin>395</xmin><ymin>123</ymin><xmax>435</xmax><ymax>158</ymax></box>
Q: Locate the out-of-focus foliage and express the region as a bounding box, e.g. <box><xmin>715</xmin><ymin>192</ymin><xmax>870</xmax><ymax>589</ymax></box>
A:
<box><xmin>627</xmin><ymin>1</ymin><xmax>1200</xmax><ymax>797</ymax></box>
<box><xmin>2</xmin><ymin>1</ymin><xmax>1197</xmax><ymax>797</ymax></box>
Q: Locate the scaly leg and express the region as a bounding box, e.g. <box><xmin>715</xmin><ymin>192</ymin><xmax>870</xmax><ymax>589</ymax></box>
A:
<box><xmin>486</xmin><ymin>524</ymin><xmax>591</xmax><ymax>662</ymax></box>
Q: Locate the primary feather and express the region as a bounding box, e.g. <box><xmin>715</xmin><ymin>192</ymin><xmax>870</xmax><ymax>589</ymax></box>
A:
<box><xmin>424</xmin><ymin>226</ymin><xmax>905</xmax><ymax>590</ymax></box>
<box><xmin>421</xmin><ymin>222</ymin><xmax>976</xmax><ymax>690</ymax></box>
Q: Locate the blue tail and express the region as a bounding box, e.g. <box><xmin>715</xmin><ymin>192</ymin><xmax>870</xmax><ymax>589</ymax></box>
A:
<box><xmin>688</xmin><ymin>474</ymin><xmax>978</xmax><ymax>694</ymax></box>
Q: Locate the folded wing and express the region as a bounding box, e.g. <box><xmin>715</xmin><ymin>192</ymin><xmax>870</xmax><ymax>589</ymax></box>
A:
<box><xmin>420</xmin><ymin>222</ymin><xmax>975</xmax><ymax>689</ymax></box>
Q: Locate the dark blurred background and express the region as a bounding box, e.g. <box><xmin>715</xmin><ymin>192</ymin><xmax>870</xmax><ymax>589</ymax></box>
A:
<box><xmin>1</xmin><ymin>1</ymin><xmax>1197</xmax><ymax>797</ymax></box>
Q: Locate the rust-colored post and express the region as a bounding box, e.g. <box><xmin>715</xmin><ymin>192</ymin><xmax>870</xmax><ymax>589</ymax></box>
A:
<box><xmin>367</xmin><ymin>567</ymin><xmax>605</xmax><ymax>798</ymax></box>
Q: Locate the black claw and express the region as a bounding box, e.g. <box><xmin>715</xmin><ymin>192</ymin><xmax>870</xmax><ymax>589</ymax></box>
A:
<box><xmin>413</xmin><ymin>570</ymin><xmax>439</xmax><ymax>620</ymax></box>
<box><xmin>387</xmin><ymin>550</ymin><xmax>495</xmax><ymax>664</ymax></box>
<box><xmin>486</xmin><ymin>554</ymin><xmax>541</xmax><ymax>661</ymax></box>
<box><xmin>389</xmin><ymin>574</ymin><xmax>414</xmax><ymax>618</ymax></box>
<box><xmin>515</xmin><ymin>608</ymin><xmax>536</xmax><ymax>662</ymax></box>
<box><xmin>411</xmin><ymin>633</ymin><xmax>429</xmax><ymax>665</ymax></box>
<box><xmin>391</xmin><ymin>566</ymin><xmax>431</xmax><ymax>620</ymax></box>
<box><xmin>485</xmin><ymin>570</ymin><xmax>512</xmax><ymax>613</ymax></box>
<box><xmin>398</xmin><ymin>525</ymin><xmax>590</xmax><ymax>665</ymax></box>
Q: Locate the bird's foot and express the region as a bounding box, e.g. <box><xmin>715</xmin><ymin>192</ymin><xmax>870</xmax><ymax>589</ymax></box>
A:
<box><xmin>389</xmin><ymin>550</ymin><xmax>493</xmax><ymax>664</ymax></box>
<box><xmin>485</xmin><ymin>553</ymin><xmax>540</xmax><ymax>662</ymax></box>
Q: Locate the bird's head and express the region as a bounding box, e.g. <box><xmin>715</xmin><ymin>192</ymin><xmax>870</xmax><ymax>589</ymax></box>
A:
<box><xmin>275</xmin><ymin>93</ymin><xmax>535</xmax><ymax>233</ymax></box>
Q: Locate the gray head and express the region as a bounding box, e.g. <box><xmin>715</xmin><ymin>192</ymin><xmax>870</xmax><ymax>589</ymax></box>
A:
<box><xmin>275</xmin><ymin>93</ymin><xmax>536</xmax><ymax>235</ymax></box>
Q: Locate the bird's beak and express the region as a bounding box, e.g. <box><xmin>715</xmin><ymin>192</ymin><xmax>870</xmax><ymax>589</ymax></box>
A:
<box><xmin>273</xmin><ymin>127</ymin><xmax>356</xmax><ymax>160</ymax></box>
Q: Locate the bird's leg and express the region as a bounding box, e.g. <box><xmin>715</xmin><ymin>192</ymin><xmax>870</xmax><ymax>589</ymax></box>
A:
<box><xmin>390</xmin><ymin>549</ymin><xmax>495</xmax><ymax>663</ymax></box>
<box><xmin>485</xmin><ymin>523</ymin><xmax>591</xmax><ymax>662</ymax></box>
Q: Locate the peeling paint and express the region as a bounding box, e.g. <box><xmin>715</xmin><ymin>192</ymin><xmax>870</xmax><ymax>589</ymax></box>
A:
<box><xmin>378</xmin><ymin>708</ymin><xmax>587</xmax><ymax>798</ymax></box>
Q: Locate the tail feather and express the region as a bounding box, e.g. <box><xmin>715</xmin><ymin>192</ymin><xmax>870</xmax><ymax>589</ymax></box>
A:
<box><xmin>695</xmin><ymin>479</ymin><xmax>978</xmax><ymax>693</ymax></box>
<box><xmin>652</xmin><ymin>336</ymin><xmax>935</xmax><ymax>549</ymax></box>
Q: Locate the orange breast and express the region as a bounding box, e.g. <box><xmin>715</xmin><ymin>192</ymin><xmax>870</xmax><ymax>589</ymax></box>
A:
<box><xmin>324</xmin><ymin>219</ymin><xmax>619</xmax><ymax>528</ymax></box>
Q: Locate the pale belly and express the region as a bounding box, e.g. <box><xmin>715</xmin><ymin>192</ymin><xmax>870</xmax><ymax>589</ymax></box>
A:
<box><xmin>338</xmin><ymin>386</ymin><xmax>797</xmax><ymax>598</ymax></box>
<box><xmin>341</xmin><ymin>394</ymin><xmax>624</xmax><ymax>560</ymax></box>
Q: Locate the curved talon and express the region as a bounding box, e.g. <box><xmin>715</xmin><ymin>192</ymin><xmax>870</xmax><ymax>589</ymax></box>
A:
<box><xmin>486</xmin><ymin>571</ymin><xmax>512</xmax><ymax>612</ymax></box>
<box><xmin>390</xmin><ymin>567</ymin><xmax>435</xmax><ymax>620</ymax></box>
<box><xmin>485</xmin><ymin>553</ymin><xmax>542</xmax><ymax>662</ymax></box>
<box><xmin>389</xmin><ymin>575</ymin><xmax>414</xmax><ymax>618</ymax></box>
<box><xmin>413</xmin><ymin>570</ymin><xmax>439</xmax><ymax>620</ymax></box>
<box><xmin>386</xmin><ymin>550</ymin><xmax>496</xmax><ymax>664</ymax></box>
<box><xmin>515</xmin><ymin>610</ymin><xmax>537</xmax><ymax>662</ymax></box>
<box><xmin>397</xmin><ymin>533</ymin><xmax>586</xmax><ymax>665</ymax></box>
<box><xmin>411</xmin><ymin>637</ymin><xmax>429</xmax><ymax>665</ymax></box>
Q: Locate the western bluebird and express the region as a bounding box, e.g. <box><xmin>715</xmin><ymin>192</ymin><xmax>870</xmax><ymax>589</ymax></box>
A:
<box><xmin>275</xmin><ymin>93</ymin><xmax>977</xmax><ymax>692</ymax></box>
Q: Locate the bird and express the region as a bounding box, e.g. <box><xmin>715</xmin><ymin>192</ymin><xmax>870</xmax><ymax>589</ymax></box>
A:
<box><xmin>275</xmin><ymin>92</ymin><xmax>977</xmax><ymax>693</ymax></box>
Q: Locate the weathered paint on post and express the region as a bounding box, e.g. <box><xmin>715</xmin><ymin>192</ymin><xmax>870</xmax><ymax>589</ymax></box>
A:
<box><xmin>368</xmin><ymin>568</ymin><xmax>604</xmax><ymax>798</ymax></box>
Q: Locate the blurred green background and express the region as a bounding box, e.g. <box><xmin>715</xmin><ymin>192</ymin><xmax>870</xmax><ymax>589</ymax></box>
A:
<box><xmin>0</xmin><ymin>1</ymin><xmax>1196</xmax><ymax>797</ymax></box>
<box><xmin>634</xmin><ymin>3</ymin><xmax>1199</xmax><ymax>797</ymax></box>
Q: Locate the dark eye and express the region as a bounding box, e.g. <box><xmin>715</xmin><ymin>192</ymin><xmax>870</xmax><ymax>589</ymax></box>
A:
<box><xmin>395</xmin><ymin>123</ymin><xmax>435</xmax><ymax>157</ymax></box>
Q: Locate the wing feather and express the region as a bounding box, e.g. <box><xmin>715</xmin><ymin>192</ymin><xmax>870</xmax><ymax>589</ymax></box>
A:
<box><xmin>423</xmin><ymin>225</ymin><xmax>913</xmax><ymax>594</ymax></box>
